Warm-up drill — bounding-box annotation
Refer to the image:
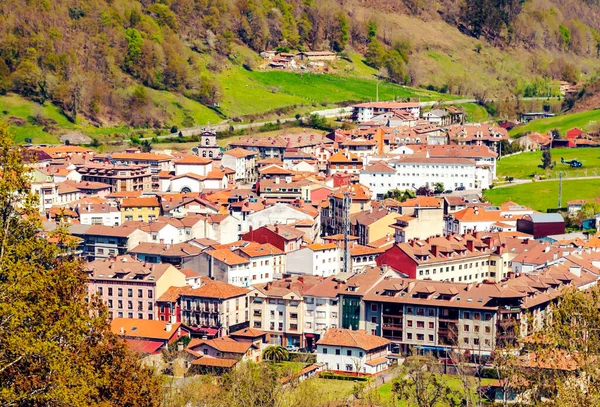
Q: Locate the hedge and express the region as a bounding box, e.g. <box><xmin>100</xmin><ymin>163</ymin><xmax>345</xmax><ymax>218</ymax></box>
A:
<box><xmin>319</xmin><ymin>372</ymin><xmax>368</xmax><ymax>382</ymax></box>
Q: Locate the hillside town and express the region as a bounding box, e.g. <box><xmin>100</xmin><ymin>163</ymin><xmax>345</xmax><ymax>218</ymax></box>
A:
<box><xmin>20</xmin><ymin>101</ymin><xmax>600</xmax><ymax>402</ymax></box>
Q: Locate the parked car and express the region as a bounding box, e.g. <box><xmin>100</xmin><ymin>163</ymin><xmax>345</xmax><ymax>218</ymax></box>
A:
<box><xmin>285</xmin><ymin>345</ymin><xmax>299</xmax><ymax>352</ymax></box>
<box><xmin>443</xmin><ymin>190</ymin><xmax>453</xmax><ymax>194</ymax></box>
<box><xmin>455</xmin><ymin>186</ymin><xmax>466</xmax><ymax>191</ymax></box>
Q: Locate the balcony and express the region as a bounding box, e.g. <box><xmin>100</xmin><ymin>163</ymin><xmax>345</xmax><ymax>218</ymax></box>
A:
<box><xmin>382</xmin><ymin>323</ymin><xmax>403</xmax><ymax>329</ymax></box>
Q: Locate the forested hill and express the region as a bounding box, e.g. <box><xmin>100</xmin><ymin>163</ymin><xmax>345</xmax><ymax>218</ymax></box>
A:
<box><xmin>1</xmin><ymin>0</ymin><xmax>600</xmax><ymax>129</ymax></box>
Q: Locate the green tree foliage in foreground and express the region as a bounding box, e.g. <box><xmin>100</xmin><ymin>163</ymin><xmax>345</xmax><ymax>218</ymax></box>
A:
<box><xmin>0</xmin><ymin>122</ymin><xmax>162</xmax><ymax>406</ymax></box>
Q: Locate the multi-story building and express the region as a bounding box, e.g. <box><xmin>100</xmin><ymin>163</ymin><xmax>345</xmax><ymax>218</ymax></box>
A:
<box><xmin>338</xmin><ymin>138</ymin><xmax>378</xmax><ymax>159</ymax></box>
<box><xmin>391</xmin><ymin>202</ymin><xmax>445</xmax><ymax>243</ymax></box>
<box><xmin>92</xmin><ymin>151</ymin><xmax>173</xmax><ymax>190</ymax></box>
<box><xmin>360</xmin><ymin>157</ymin><xmax>479</xmax><ymax>198</ymax></box>
<box><xmin>120</xmin><ymin>196</ymin><xmax>161</xmax><ymax>223</ymax></box>
<box><xmin>82</xmin><ymin>225</ymin><xmax>149</xmax><ymax>259</ymax></box>
<box><xmin>302</xmin><ymin>276</ymin><xmax>342</xmax><ymax>349</ymax></box>
<box><xmin>321</xmin><ymin>184</ymin><xmax>372</xmax><ymax>237</ymax></box>
<box><xmin>197</xmin><ymin>242</ymin><xmax>283</xmax><ymax>287</ymax></box>
<box><xmin>350</xmin><ymin>206</ymin><xmax>399</xmax><ymax>246</ymax></box>
<box><xmin>286</xmin><ymin>243</ymin><xmax>341</xmax><ymax>277</ymax></box>
<box><xmin>362</xmin><ymin>263</ymin><xmax>596</xmax><ymax>355</ymax></box>
<box><xmin>351</xmin><ymin>102</ymin><xmax>420</xmax><ymax>123</ymax></box>
<box><xmin>376</xmin><ymin>234</ymin><xmax>492</xmax><ymax>283</ymax></box>
<box><xmin>316</xmin><ymin>328</ymin><xmax>391</xmax><ymax>375</ymax></box>
<box><xmin>222</xmin><ymin>148</ymin><xmax>258</xmax><ymax>184</ymax></box>
<box><xmin>76</xmin><ymin>163</ymin><xmax>152</xmax><ymax>192</ymax></box>
<box><xmin>85</xmin><ymin>254</ymin><xmax>186</xmax><ymax>320</ymax></box>
<box><xmin>78</xmin><ymin>203</ymin><xmax>121</xmax><ymax>226</ymax></box>
<box><xmin>444</xmin><ymin>203</ymin><xmax>534</xmax><ymax>235</ymax></box>
<box><xmin>327</xmin><ymin>151</ymin><xmax>363</xmax><ymax>175</ymax></box>
<box><xmin>177</xmin><ymin>278</ymin><xmax>250</xmax><ymax>337</ymax></box>
<box><xmin>249</xmin><ymin>275</ymin><xmax>323</xmax><ymax>348</ymax></box>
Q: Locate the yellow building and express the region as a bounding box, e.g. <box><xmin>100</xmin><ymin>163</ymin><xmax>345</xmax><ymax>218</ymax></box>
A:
<box><xmin>121</xmin><ymin>196</ymin><xmax>161</xmax><ymax>223</ymax></box>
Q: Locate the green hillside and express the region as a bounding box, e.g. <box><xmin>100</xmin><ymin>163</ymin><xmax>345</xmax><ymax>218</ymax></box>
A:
<box><xmin>509</xmin><ymin>109</ymin><xmax>600</xmax><ymax>137</ymax></box>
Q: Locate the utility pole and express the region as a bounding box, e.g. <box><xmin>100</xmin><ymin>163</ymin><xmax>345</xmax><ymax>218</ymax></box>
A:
<box><xmin>558</xmin><ymin>172</ymin><xmax>563</xmax><ymax>208</ymax></box>
<box><xmin>342</xmin><ymin>191</ymin><xmax>351</xmax><ymax>274</ymax></box>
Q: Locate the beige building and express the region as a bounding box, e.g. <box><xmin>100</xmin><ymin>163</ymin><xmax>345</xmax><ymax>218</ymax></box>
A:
<box><xmin>86</xmin><ymin>255</ymin><xmax>186</xmax><ymax>320</ymax></box>
<box><xmin>76</xmin><ymin>163</ymin><xmax>152</xmax><ymax>192</ymax></box>
<box><xmin>249</xmin><ymin>275</ymin><xmax>324</xmax><ymax>348</ymax></box>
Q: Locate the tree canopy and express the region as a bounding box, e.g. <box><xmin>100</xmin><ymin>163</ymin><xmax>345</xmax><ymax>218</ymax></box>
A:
<box><xmin>0</xmin><ymin>122</ymin><xmax>162</xmax><ymax>406</ymax></box>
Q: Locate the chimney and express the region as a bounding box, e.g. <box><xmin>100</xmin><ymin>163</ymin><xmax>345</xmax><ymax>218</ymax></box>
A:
<box><xmin>431</xmin><ymin>244</ymin><xmax>439</xmax><ymax>257</ymax></box>
<box><xmin>119</xmin><ymin>327</ymin><xmax>125</xmax><ymax>334</ymax></box>
<box><xmin>570</xmin><ymin>265</ymin><xmax>582</xmax><ymax>277</ymax></box>
<box><xmin>275</xmin><ymin>224</ymin><xmax>280</xmax><ymax>235</ymax></box>
<box><xmin>466</xmin><ymin>239</ymin><xmax>475</xmax><ymax>252</ymax></box>
<box><xmin>165</xmin><ymin>322</ymin><xmax>172</xmax><ymax>332</ymax></box>
<box><xmin>160</xmin><ymin>239</ymin><xmax>164</xmax><ymax>244</ymax></box>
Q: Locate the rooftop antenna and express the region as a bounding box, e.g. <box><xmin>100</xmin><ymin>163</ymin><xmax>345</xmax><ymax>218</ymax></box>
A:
<box><xmin>342</xmin><ymin>190</ymin><xmax>351</xmax><ymax>274</ymax></box>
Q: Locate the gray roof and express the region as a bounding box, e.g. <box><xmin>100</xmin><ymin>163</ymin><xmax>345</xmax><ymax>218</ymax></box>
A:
<box><xmin>42</xmin><ymin>221</ymin><xmax>91</xmax><ymax>235</ymax></box>
<box><xmin>523</xmin><ymin>213</ymin><xmax>564</xmax><ymax>223</ymax></box>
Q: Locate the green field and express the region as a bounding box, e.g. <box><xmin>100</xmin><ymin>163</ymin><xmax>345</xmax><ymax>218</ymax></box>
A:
<box><xmin>485</xmin><ymin>179</ymin><xmax>600</xmax><ymax>211</ymax></box>
<box><xmin>497</xmin><ymin>147</ymin><xmax>600</xmax><ymax>179</ymax></box>
<box><xmin>378</xmin><ymin>374</ymin><xmax>497</xmax><ymax>406</ymax></box>
<box><xmin>509</xmin><ymin>109</ymin><xmax>600</xmax><ymax>137</ymax></box>
<box><xmin>215</xmin><ymin>66</ymin><xmax>457</xmax><ymax>118</ymax></box>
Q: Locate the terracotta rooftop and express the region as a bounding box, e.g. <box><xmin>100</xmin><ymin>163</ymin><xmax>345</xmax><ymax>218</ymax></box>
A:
<box><xmin>317</xmin><ymin>328</ymin><xmax>390</xmax><ymax>351</ymax></box>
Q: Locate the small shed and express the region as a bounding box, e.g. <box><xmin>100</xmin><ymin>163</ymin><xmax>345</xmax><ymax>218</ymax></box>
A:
<box><xmin>517</xmin><ymin>213</ymin><xmax>565</xmax><ymax>238</ymax></box>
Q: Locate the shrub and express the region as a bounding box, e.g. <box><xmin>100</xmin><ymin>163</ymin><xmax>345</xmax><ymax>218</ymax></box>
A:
<box><xmin>319</xmin><ymin>372</ymin><xmax>368</xmax><ymax>381</ymax></box>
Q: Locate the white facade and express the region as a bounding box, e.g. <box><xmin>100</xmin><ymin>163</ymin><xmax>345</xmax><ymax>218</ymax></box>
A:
<box><xmin>175</xmin><ymin>162</ymin><xmax>212</xmax><ymax>177</ymax></box>
<box><xmin>316</xmin><ymin>344</ymin><xmax>389</xmax><ymax>375</ymax></box>
<box><xmin>242</xmin><ymin>203</ymin><xmax>314</xmax><ymax>234</ymax></box>
<box><xmin>360</xmin><ymin>158</ymin><xmax>478</xmax><ymax>198</ymax></box>
<box><xmin>169</xmin><ymin>175</ymin><xmax>203</xmax><ymax>193</ymax></box>
<box><xmin>286</xmin><ymin>246</ymin><xmax>341</xmax><ymax>277</ymax></box>
<box><xmin>304</xmin><ymin>296</ymin><xmax>339</xmax><ymax>336</ymax></box>
<box><xmin>80</xmin><ymin>210</ymin><xmax>122</xmax><ymax>226</ymax></box>
<box><xmin>202</xmin><ymin>176</ymin><xmax>228</xmax><ymax>190</ymax></box>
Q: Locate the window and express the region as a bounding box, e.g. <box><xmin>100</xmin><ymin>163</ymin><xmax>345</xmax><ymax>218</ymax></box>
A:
<box><xmin>474</xmin><ymin>325</ymin><xmax>480</xmax><ymax>333</ymax></box>
<box><xmin>128</xmin><ymin>312</ymin><xmax>133</xmax><ymax>318</ymax></box>
<box><xmin>335</xmin><ymin>349</ymin><xmax>341</xmax><ymax>355</ymax></box>
<box><xmin>323</xmin><ymin>348</ymin><xmax>328</xmax><ymax>354</ymax></box>
<box><xmin>463</xmin><ymin>311</ymin><xmax>470</xmax><ymax>319</ymax></box>
<box><xmin>107</xmin><ymin>299</ymin><xmax>113</xmax><ymax>307</ymax></box>
<box><xmin>346</xmin><ymin>350</ymin><xmax>352</xmax><ymax>356</ymax></box>
<box><xmin>108</xmin><ymin>287</ymin><xmax>113</xmax><ymax>296</ymax></box>
<box><xmin>148</xmin><ymin>290</ymin><xmax>153</xmax><ymax>299</ymax></box>
<box><xmin>474</xmin><ymin>338</ymin><xmax>480</xmax><ymax>345</ymax></box>
<box><xmin>417</xmin><ymin>334</ymin><xmax>424</xmax><ymax>341</ymax></box>
<box><xmin>406</xmin><ymin>307</ymin><xmax>413</xmax><ymax>315</ymax></box>
<box><xmin>406</xmin><ymin>333</ymin><xmax>413</xmax><ymax>340</ymax></box>
<box><xmin>371</xmin><ymin>303</ymin><xmax>378</xmax><ymax>312</ymax></box>
<box><xmin>346</xmin><ymin>364</ymin><xmax>353</xmax><ymax>372</ymax></box>
<box><xmin>428</xmin><ymin>335</ymin><xmax>434</xmax><ymax>342</ymax></box>
<box><xmin>428</xmin><ymin>309</ymin><xmax>435</xmax><ymax>317</ymax></box>
<box><xmin>118</xmin><ymin>300</ymin><xmax>123</xmax><ymax>309</ymax></box>
<box><xmin>118</xmin><ymin>288</ymin><xmax>123</xmax><ymax>297</ymax></box>
<box><xmin>407</xmin><ymin>320</ymin><xmax>413</xmax><ymax>327</ymax></box>
<box><xmin>128</xmin><ymin>301</ymin><xmax>133</xmax><ymax>310</ymax></box>
<box><xmin>417</xmin><ymin>321</ymin><xmax>425</xmax><ymax>328</ymax></box>
<box><xmin>138</xmin><ymin>289</ymin><xmax>143</xmax><ymax>297</ymax></box>
<box><xmin>464</xmin><ymin>325</ymin><xmax>469</xmax><ymax>332</ymax></box>
<box><xmin>371</xmin><ymin>316</ymin><xmax>378</xmax><ymax>324</ymax></box>
<box><xmin>485</xmin><ymin>313</ymin><xmax>492</xmax><ymax>321</ymax></box>
<box><xmin>428</xmin><ymin>322</ymin><xmax>434</xmax><ymax>329</ymax></box>
<box><xmin>417</xmin><ymin>308</ymin><xmax>425</xmax><ymax>316</ymax></box>
<box><xmin>128</xmin><ymin>289</ymin><xmax>133</xmax><ymax>298</ymax></box>
<box><xmin>485</xmin><ymin>326</ymin><xmax>491</xmax><ymax>334</ymax></box>
<box><xmin>97</xmin><ymin>287</ymin><xmax>103</xmax><ymax>295</ymax></box>
<box><xmin>148</xmin><ymin>302</ymin><xmax>153</xmax><ymax>311</ymax></box>
<box><xmin>463</xmin><ymin>338</ymin><xmax>469</xmax><ymax>345</ymax></box>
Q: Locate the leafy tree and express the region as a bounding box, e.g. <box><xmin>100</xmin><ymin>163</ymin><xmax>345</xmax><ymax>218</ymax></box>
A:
<box><xmin>416</xmin><ymin>186</ymin><xmax>434</xmax><ymax>196</ymax></box>
<box><xmin>384</xmin><ymin>189</ymin><xmax>415</xmax><ymax>202</ymax></box>
<box><xmin>433</xmin><ymin>182</ymin><xmax>444</xmax><ymax>193</ymax></box>
<box><xmin>367</xmin><ymin>20</ymin><xmax>378</xmax><ymax>41</ymax></box>
<box><xmin>140</xmin><ymin>139</ymin><xmax>152</xmax><ymax>152</ymax></box>
<box><xmin>392</xmin><ymin>357</ymin><xmax>461</xmax><ymax>407</ymax></box>
<box><xmin>0</xmin><ymin>123</ymin><xmax>162</xmax><ymax>406</ymax></box>
<box><xmin>124</xmin><ymin>28</ymin><xmax>144</xmax><ymax>73</ymax></box>
<box><xmin>365</xmin><ymin>39</ymin><xmax>385</xmax><ymax>68</ymax></box>
<box><xmin>263</xmin><ymin>345</ymin><xmax>290</xmax><ymax>362</ymax></box>
<box><xmin>332</xmin><ymin>13</ymin><xmax>349</xmax><ymax>52</ymax></box>
<box><xmin>540</xmin><ymin>149</ymin><xmax>554</xmax><ymax>169</ymax></box>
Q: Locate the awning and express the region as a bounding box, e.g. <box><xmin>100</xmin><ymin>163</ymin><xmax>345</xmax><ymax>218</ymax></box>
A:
<box><xmin>305</xmin><ymin>333</ymin><xmax>314</xmax><ymax>338</ymax></box>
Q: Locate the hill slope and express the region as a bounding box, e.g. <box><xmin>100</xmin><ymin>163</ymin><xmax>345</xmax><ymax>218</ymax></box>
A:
<box><xmin>1</xmin><ymin>0</ymin><xmax>600</xmax><ymax>140</ymax></box>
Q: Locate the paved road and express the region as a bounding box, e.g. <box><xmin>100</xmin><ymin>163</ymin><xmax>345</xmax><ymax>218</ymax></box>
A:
<box><xmin>493</xmin><ymin>175</ymin><xmax>600</xmax><ymax>188</ymax></box>
<box><xmin>137</xmin><ymin>96</ymin><xmax>560</xmax><ymax>141</ymax></box>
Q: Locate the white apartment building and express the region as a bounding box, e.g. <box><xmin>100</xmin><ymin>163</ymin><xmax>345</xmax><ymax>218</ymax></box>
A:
<box><xmin>79</xmin><ymin>204</ymin><xmax>121</xmax><ymax>226</ymax></box>
<box><xmin>360</xmin><ymin>157</ymin><xmax>478</xmax><ymax>199</ymax></box>
<box><xmin>302</xmin><ymin>277</ymin><xmax>341</xmax><ymax>349</ymax></box>
<box><xmin>286</xmin><ymin>243</ymin><xmax>341</xmax><ymax>277</ymax></box>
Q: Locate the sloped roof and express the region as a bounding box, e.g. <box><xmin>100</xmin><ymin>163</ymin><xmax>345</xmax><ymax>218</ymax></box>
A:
<box><xmin>317</xmin><ymin>328</ymin><xmax>390</xmax><ymax>350</ymax></box>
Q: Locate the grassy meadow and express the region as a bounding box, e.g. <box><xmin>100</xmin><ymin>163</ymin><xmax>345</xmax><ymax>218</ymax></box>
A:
<box><xmin>509</xmin><ymin>109</ymin><xmax>600</xmax><ymax>137</ymax></box>
<box><xmin>497</xmin><ymin>147</ymin><xmax>600</xmax><ymax>179</ymax></box>
<box><xmin>485</xmin><ymin>179</ymin><xmax>600</xmax><ymax>211</ymax></box>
